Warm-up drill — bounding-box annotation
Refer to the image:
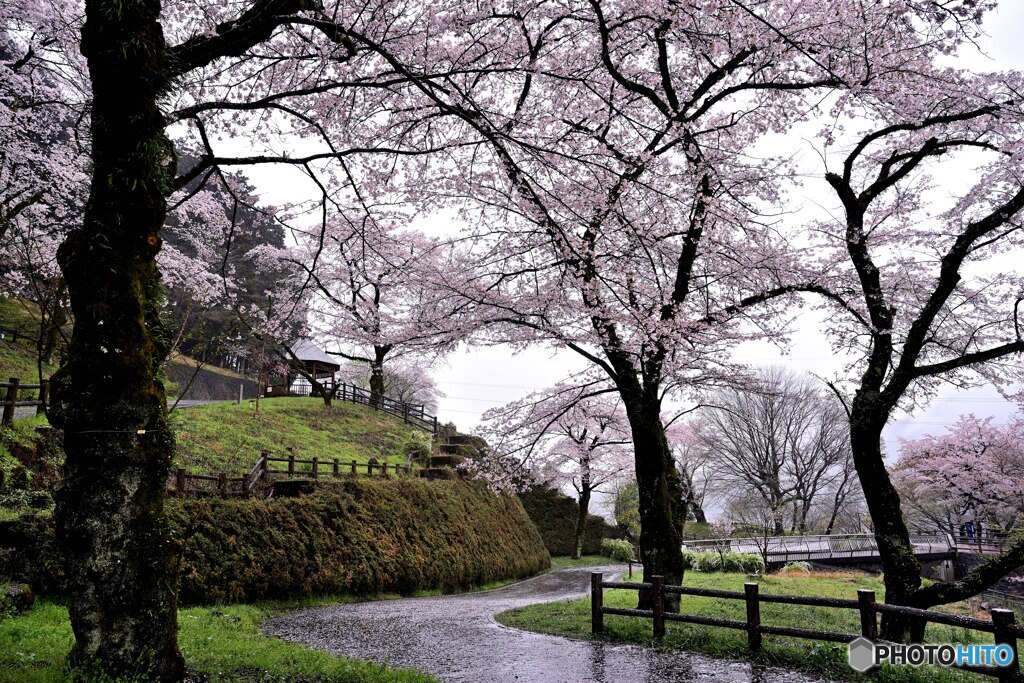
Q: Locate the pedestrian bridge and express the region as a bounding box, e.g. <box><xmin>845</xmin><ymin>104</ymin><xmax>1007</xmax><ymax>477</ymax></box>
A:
<box><xmin>683</xmin><ymin>533</ymin><xmax>958</xmax><ymax>569</ymax></box>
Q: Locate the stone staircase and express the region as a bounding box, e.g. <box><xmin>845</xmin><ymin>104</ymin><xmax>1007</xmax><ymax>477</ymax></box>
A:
<box><xmin>417</xmin><ymin>433</ymin><xmax>481</xmax><ymax>480</ymax></box>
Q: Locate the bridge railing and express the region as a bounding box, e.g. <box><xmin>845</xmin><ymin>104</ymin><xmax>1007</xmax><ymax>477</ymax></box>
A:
<box><xmin>683</xmin><ymin>533</ymin><xmax>955</xmax><ymax>564</ymax></box>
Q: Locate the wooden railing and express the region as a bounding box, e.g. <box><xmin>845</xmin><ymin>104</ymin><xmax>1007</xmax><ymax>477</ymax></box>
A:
<box><xmin>591</xmin><ymin>572</ymin><xmax>1023</xmax><ymax>681</ymax></box>
<box><xmin>262</xmin><ymin>381</ymin><xmax>438</xmax><ymax>434</ymax></box>
<box><xmin>1</xmin><ymin>377</ymin><xmax>48</xmax><ymax>426</ymax></box>
<box><xmin>335</xmin><ymin>383</ymin><xmax>438</xmax><ymax>434</ymax></box>
<box><xmin>261</xmin><ymin>452</ymin><xmax>414</xmax><ymax>479</ymax></box>
<box><xmin>168</xmin><ymin>450</ymin><xmax>419</xmax><ymax>497</ymax></box>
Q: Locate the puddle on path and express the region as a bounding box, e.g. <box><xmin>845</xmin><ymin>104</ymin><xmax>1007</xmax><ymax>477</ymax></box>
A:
<box><xmin>263</xmin><ymin>567</ymin><xmax>835</xmax><ymax>683</ymax></box>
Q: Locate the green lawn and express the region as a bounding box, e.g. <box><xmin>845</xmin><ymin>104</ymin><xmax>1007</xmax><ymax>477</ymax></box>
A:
<box><xmin>0</xmin><ymin>598</ymin><xmax>436</xmax><ymax>683</ymax></box>
<box><xmin>498</xmin><ymin>570</ymin><xmax>992</xmax><ymax>682</ymax></box>
<box><xmin>550</xmin><ymin>555</ymin><xmax>620</xmax><ymax>570</ymax></box>
<box><xmin>169</xmin><ymin>398</ymin><xmax>432</xmax><ymax>475</ymax></box>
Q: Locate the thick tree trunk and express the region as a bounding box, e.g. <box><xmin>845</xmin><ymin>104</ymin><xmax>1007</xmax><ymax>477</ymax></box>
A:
<box><xmin>849</xmin><ymin>398</ymin><xmax>922</xmax><ymax>642</ymax></box>
<box><xmin>573</xmin><ymin>487</ymin><xmax>592</xmax><ymax>560</ymax></box>
<box><xmin>49</xmin><ymin>1</ymin><xmax>185</xmax><ymax>679</ymax></box>
<box><xmin>623</xmin><ymin>394</ymin><xmax>685</xmax><ymax>611</ymax></box>
<box><xmin>691</xmin><ymin>507</ymin><xmax>707</xmax><ymax>524</ymax></box>
<box><xmin>369</xmin><ymin>346</ymin><xmax>387</xmax><ymax>406</ymax></box>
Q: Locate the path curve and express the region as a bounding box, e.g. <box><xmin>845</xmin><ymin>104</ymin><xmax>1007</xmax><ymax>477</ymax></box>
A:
<box><xmin>263</xmin><ymin>567</ymin><xmax>833</xmax><ymax>683</ymax></box>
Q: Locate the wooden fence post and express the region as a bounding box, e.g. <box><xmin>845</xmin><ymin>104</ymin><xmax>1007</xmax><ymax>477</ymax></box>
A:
<box><xmin>744</xmin><ymin>582</ymin><xmax>762</xmax><ymax>650</ymax></box>
<box><xmin>858</xmin><ymin>589</ymin><xmax>878</xmax><ymax>640</ymax></box>
<box><xmin>350</xmin><ymin>460</ymin><xmax>357</xmax><ymax>474</ymax></box>
<box><xmin>36</xmin><ymin>380</ymin><xmax>48</xmax><ymax>416</ymax></box>
<box><xmin>311</xmin><ymin>457</ymin><xmax>319</xmax><ymax>480</ymax></box>
<box><xmin>992</xmin><ymin>609</ymin><xmax>1019</xmax><ymax>681</ymax></box>
<box><xmin>652</xmin><ymin>575</ymin><xmax>665</xmax><ymax>638</ymax></box>
<box><xmin>176</xmin><ymin>468</ymin><xmax>187</xmax><ymax>496</ymax></box>
<box><xmin>332</xmin><ymin>458</ymin><xmax>339</xmax><ymax>477</ymax></box>
<box><xmin>591</xmin><ymin>572</ymin><xmax>604</xmax><ymax>634</ymax></box>
<box><xmin>288</xmin><ymin>453</ymin><xmax>295</xmax><ymax>475</ymax></box>
<box><xmin>217</xmin><ymin>472</ymin><xmax>227</xmax><ymax>496</ymax></box>
<box><xmin>2</xmin><ymin>377</ymin><xmax>19</xmax><ymax>426</ymax></box>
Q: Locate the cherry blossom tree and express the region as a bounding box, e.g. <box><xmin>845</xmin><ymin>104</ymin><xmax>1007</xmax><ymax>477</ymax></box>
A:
<box><xmin>298</xmin><ymin>221</ymin><xmax>464</xmax><ymax>403</ymax></box>
<box><xmin>665</xmin><ymin>422</ymin><xmax>713</xmax><ymax>525</ymax></box>
<box><xmin>337</xmin><ymin>358</ymin><xmax>444</xmax><ymax>413</ymax></box>
<box><xmin>896</xmin><ymin>414</ymin><xmax>1024</xmax><ymax>539</ymax></box>
<box><xmin>30</xmin><ymin>0</ymin><xmax>498</xmax><ymax>676</ymax></box>
<box><xmin>480</xmin><ymin>381</ymin><xmax>632</xmax><ymax>558</ymax></box>
<box><xmin>805</xmin><ymin>56</ymin><xmax>1024</xmax><ymax>636</ymax></box>
<box><xmin>392</xmin><ymin>0</ymin><xmax>993</xmax><ymax>607</ymax></box>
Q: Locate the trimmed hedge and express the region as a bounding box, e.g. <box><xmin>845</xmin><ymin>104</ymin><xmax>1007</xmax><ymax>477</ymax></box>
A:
<box><xmin>518</xmin><ymin>486</ymin><xmax>622</xmax><ymax>556</ymax></box>
<box><xmin>0</xmin><ymin>479</ymin><xmax>550</xmax><ymax>605</ymax></box>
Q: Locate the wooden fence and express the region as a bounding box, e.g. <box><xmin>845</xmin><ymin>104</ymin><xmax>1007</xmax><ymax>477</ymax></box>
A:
<box><xmin>591</xmin><ymin>572</ymin><xmax>1024</xmax><ymax>681</ymax></box>
<box><xmin>1</xmin><ymin>377</ymin><xmax>48</xmax><ymax>426</ymax></box>
<box><xmin>264</xmin><ymin>381</ymin><xmax>438</xmax><ymax>434</ymax></box>
<box><xmin>168</xmin><ymin>451</ymin><xmax>419</xmax><ymax>497</ymax></box>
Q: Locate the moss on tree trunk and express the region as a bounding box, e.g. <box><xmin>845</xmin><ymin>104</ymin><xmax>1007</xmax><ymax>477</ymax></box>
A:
<box><xmin>623</xmin><ymin>393</ymin><xmax>685</xmax><ymax>612</ymax></box>
<box><xmin>48</xmin><ymin>0</ymin><xmax>185</xmax><ymax>679</ymax></box>
<box><xmin>850</xmin><ymin>394</ymin><xmax>923</xmax><ymax>643</ymax></box>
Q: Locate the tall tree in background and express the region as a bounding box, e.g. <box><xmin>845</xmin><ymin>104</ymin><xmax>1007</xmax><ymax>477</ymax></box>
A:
<box><xmin>302</xmin><ymin>222</ymin><xmax>462</xmax><ymax>403</ymax></box>
<box><xmin>699</xmin><ymin>367</ymin><xmax>852</xmax><ymax>534</ymax></box>
<box><xmin>896</xmin><ymin>414</ymin><xmax>1024</xmax><ymax>539</ymax></box>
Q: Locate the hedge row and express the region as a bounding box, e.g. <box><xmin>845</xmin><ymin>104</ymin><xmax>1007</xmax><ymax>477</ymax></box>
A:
<box><xmin>0</xmin><ymin>479</ymin><xmax>550</xmax><ymax>605</ymax></box>
<box><xmin>517</xmin><ymin>486</ymin><xmax>622</xmax><ymax>556</ymax></box>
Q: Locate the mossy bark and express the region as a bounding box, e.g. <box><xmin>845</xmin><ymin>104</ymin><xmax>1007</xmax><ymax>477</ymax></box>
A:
<box><xmin>849</xmin><ymin>391</ymin><xmax>922</xmax><ymax>643</ymax></box>
<box><xmin>622</xmin><ymin>390</ymin><xmax>685</xmax><ymax>612</ymax></box>
<box><xmin>49</xmin><ymin>0</ymin><xmax>184</xmax><ymax>679</ymax></box>
<box><xmin>572</xmin><ymin>487</ymin><xmax>591</xmax><ymax>560</ymax></box>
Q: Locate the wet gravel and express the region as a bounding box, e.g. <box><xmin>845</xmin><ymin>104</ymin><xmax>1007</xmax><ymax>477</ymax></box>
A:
<box><xmin>263</xmin><ymin>567</ymin><xmax>834</xmax><ymax>683</ymax></box>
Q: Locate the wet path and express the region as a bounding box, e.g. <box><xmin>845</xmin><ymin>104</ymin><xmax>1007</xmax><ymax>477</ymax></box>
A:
<box><xmin>263</xmin><ymin>567</ymin><xmax>833</xmax><ymax>683</ymax></box>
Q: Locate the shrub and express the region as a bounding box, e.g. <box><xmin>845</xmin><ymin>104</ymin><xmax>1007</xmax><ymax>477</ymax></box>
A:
<box><xmin>600</xmin><ymin>538</ymin><xmax>634</xmax><ymax>562</ymax></box>
<box><xmin>781</xmin><ymin>561</ymin><xmax>812</xmax><ymax>574</ymax></box>
<box><xmin>1</xmin><ymin>479</ymin><xmax>551</xmax><ymax>605</ymax></box>
<box><xmin>680</xmin><ymin>549</ymin><xmax>764</xmax><ymax>574</ymax></box>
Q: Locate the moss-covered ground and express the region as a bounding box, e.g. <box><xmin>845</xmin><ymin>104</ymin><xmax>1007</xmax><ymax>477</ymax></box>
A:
<box><xmin>497</xmin><ymin>570</ymin><xmax>993</xmax><ymax>682</ymax></box>
<box><xmin>0</xmin><ymin>598</ymin><xmax>436</xmax><ymax>683</ymax></box>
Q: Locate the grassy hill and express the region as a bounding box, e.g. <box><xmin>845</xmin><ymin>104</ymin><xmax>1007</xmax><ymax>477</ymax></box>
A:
<box><xmin>0</xmin><ymin>298</ymin><xmax>56</xmax><ymax>383</ymax></box>
<box><xmin>170</xmin><ymin>398</ymin><xmax>433</xmax><ymax>475</ymax></box>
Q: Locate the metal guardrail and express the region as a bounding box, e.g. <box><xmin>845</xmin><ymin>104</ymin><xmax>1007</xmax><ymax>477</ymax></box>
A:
<box><xmin>683</xmin><ymin>533</ymin><xmax>956</xmax><ymax>564</ymax></box>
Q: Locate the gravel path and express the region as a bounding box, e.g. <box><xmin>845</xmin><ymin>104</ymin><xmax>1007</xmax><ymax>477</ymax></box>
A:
<box><xmin>263</xmin><ymin>567</ymin><xmax>834</xmax><ymax>683</ymax></box>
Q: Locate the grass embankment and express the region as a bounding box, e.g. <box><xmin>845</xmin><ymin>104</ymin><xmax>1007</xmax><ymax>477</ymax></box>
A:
<box><xmin>550</xmin><ymin>555</ymin><xmax>616</xmax><ymax>570</ymax></box>
<box><xmin>0</xmin><ymin>598</ymin><xmax>435</xmax><ymax>683</ymax></box>
<box><xmin>498</xmin><ymin>570</ymin><xmax>991</xmax><ymax>682</ymax></box>
<box><xmin>0</xmin><ymin>298</ymin><xmax>56</xmax><ymax>383</ymax></box>
<box><xmin>170</xmin><ymin>398</ymin><xmax>432</xmax><ymax>475</ymax></box>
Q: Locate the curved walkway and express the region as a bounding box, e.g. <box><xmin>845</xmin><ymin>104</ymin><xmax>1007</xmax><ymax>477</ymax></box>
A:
<box><xmin>263</xmin><ymin>567</ymin><xmax>833</xmax><ymax>683</ymax></box>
